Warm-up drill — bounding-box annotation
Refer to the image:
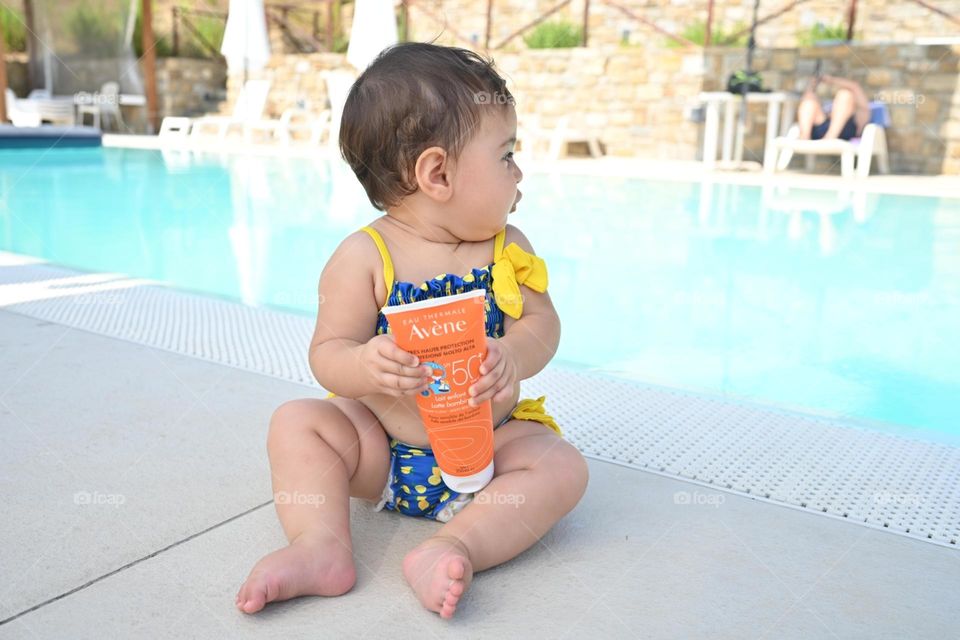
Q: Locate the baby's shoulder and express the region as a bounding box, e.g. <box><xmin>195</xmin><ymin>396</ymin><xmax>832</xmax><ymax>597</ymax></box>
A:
<box><xmin>502</xmin><ymin>223</ymin><xmax>539</xmax><ymax>255</ymax></box>
<box><xmin>321</xmin><ymin>226</ymin><xmax>382</xmax><ymax>283</ymax></box>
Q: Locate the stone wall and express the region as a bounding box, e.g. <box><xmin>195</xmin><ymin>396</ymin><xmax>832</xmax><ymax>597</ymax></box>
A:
<box><xmin>222</xmin><ymin>53</ymin><xmax>353</xmax><ymax>119</ymax></box>
<box><xmin>155</xmin><ymin>58</ymin><xmax>227</xmax><ymax>119</ymax></box>
<box><xmin>239</xmin><ymin>42</ymin><xmax>958</xmax><ymax>174</ymax></box>
<box><xmin>704</xmin><ymin>43</ymin><xmax>960</xmax><ymax>174</ymax></box>
<box><xmin>496</xmin><ymin>48</ymin><xmax>705</xmax><ymax>158</ymax></box>
<box><xmin>407</xmin><ymin>0</ymin><xmax>960</xmax><ymax>50</ymax></box>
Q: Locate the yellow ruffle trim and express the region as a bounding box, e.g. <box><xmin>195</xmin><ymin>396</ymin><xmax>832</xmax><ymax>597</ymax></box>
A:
<box><xmin>490</xmin><ymin>242</ymin><xmax>548</xmax><ymax>319</ymax></box>
<box><xmin>510</xmin><ymin>395</ymin><xmax>562</xmax><ymax>436</ymax></box>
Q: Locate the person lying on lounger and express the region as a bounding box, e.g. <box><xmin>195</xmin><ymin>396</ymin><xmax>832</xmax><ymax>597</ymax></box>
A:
<box><xmin>797</xmin><ymin>67</ymin><xmax>871</xmax><ymax>141</ymax></box>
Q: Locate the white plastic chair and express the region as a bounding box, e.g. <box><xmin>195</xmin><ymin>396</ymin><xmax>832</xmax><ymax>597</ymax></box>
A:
<box><xmin>517</xmin><ymin>114</ymin><xmax>602</xmax><ymax>160</ymax></box>
<box><xmin>190</xmin><ymin>79</ymin><xmax>273</xmax><ymax>139</ymax></box>
<box><xmin>275</xmin><ymin>108</ymin><xmax>331</xmax><ymax>146</ymax></box>
<box><xmin>767</xmin><ymin>102</ymin><xmax>891</xmax><ymax>178</ymax></box>
<box><xmin>5</xmin><ymin>89</ymin><xmax>41</xmax><ymax>127</ymax></box>
<box><xmin>158</xmin><ymin>116</ymin><xmax>193</xmax><ymax>139</ymax></box>
<box><xmin>76</xmin><ymin>81</ymin><xmax>123</xmax><ymax>131</ymax></box>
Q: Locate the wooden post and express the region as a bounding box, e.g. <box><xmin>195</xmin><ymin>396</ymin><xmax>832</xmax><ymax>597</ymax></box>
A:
<box><xmin>582</xmin><ymin>0</ymin><xmax>589</xmax><ymax>46</ymax></box>
<box><xmin>141</xmin><ymin>0</ymin><xmax>159</xmax><ymax>133</ymax></box>
<box><xmin>0</xmin><ymin>22</ymin><xmax>7</xmax><ymax>123</ymax></box>
<box><xmin>705</xmin><ymin>0</ymin><xmax>715</xmax><ymax>46</ymax></box>
<box><xmin>846</xmin><ymin>0</ymin><xmax>857</xmax><ymax>41</ymax></box>
<box><xmin>172</xmin><ymin>7</ymin><xmax>179</xmax><ymax>56</ymax></box>
<box><xmin>327</xmin><ymin>0</ymin><xmax>334</xmax><ymax>50</ymax></box>
<box><xmin>484</xmin><ymin>0</ymin><xmax>493</xmax><ymax>50</ymax></box>
<box><xmin>401</xmin><ymin>0</ymin><xmax>409</xmax><ymax>41</ymax></box>
<box><xmin>23</xmin><ymin>0</ymin><xmax>37</xmax><ymax>89</ymax></box>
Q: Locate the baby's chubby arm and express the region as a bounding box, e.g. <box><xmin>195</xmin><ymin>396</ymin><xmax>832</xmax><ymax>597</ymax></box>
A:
<box><xmin>308</xmin><ymin>231</ymin><xmax>431</xmax><ymax>398</ymax></box>
<box><xmin>468</xmin><ymin>225</ymin><xmax>561</xmax><ymax>407</ymax></box>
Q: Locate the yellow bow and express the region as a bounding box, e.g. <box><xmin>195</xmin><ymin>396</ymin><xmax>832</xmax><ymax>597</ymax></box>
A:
<box><xmin>511</xmin><ymin>396</ymin><xmax>562</xmax><ymax>436</ymax></box>
<box><xmin>491</xmin><ymin>242</ymin><xmax>549</xmax><ymax>319</ymax></box>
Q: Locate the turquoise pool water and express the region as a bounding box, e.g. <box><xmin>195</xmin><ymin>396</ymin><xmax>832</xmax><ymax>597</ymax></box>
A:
<box><xmin>2</xmin><ymin>147</ymin><xmax>958</xmax><ymax>440</ymax></box>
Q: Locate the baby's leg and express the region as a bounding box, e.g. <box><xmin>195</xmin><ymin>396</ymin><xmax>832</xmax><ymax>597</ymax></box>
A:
<box><xmin>402</xmin><ymin>421</ymin><xmax>588</xmax><ymax>618</ymax></box>
<box><xmin>236</xmin><ymin>397</ymin><xmax>390</xmax><ymax>614</ymax></box>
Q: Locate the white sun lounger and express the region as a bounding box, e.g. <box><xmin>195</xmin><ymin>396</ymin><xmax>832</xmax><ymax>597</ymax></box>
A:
<box><xmin>766</xmin><ymin>101</ymin><xmax>891</xmax><ymax>178</ymax></box>
<box><xmin>187</xmin><ymin>79</ymin><xmax>273</xmax><ymax>140</ymax></box>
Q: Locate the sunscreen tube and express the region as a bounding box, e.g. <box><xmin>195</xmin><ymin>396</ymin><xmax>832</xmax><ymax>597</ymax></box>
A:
<box><xmin>381</xmin><ymin>289</ymin><xmax>494</xmax><ymax>493</ymax></box>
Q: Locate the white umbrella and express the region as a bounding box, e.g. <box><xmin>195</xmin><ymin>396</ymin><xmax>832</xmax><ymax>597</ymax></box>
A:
<box><xmin>220</xmin><ymin>0</ymin><xmax>271</xmax><ymax>79</ymax></box>
<box><xmin>346</xmin><ymin>0</ymin><xmax>398</xmax><ymax>71</ymax></box>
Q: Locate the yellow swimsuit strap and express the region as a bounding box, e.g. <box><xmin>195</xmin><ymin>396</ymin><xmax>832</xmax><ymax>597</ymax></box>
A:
<box><xmin>360</xmin><ymin>226</ymin><xmax>395</xmax><ymax>308</ymax></box>
<box><xmin>494</xmin><ymin>228</ymin><xmax>506</xmax><ymax>261</ymax></box>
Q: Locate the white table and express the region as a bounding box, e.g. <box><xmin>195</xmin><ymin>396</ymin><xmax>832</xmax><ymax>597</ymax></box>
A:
<box><xmin>698</xmin><ymin>91</ymin><xmax>798</xmax><ymax>169</ymax></box>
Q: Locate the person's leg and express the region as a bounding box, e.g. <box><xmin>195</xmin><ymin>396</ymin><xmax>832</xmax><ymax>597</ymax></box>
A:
<box><xmin>402</xmin><ymin>421</ymin><xmax>589</xmax><ymax>619</ymax></box>
<box><xmin>822</xmin><ymin>88</ymin><xmax>857</xmax><ymax>139</ymax></box>
<box><xmin>845</xmin><ymin>81</ymin><xmax>872</xmax><ymax>135</ymax></box>
<box><xmin>236</xmin><ymin>397</ymin><xmax>391</xmax><ymax>613</ymax></box>
<box><xmin>797</xmin><ymin>90</ymin><xmax>826</xmax><ymax>140</ymax></box>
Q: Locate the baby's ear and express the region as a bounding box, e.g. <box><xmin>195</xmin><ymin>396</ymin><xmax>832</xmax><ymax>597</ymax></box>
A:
<box><xmin>414</xmin><ymin>146</ymin><xmax>452</xmax><ymax>202</ymax></box>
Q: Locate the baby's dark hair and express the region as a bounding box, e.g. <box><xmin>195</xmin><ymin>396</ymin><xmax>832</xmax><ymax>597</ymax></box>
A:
<box><xmin>339</xmin><ymin>42</ymin><xmax>514</xmax><ymax>210</ymax></box>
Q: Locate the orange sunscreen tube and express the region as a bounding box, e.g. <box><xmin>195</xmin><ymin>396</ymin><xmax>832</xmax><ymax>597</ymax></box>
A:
<box><xmin>381</xmin><ymin>289</ymin><xmax>494</xmax><ymax>493</ymax></box>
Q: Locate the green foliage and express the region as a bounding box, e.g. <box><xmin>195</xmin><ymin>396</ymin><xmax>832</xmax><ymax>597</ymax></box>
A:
<box><xmin>668</xmin><ymin>20</ymin><xmax>748</xmax><ymax>47</ymax></box>
<box><xmin>798</xmin><ymin>22</ymin><xmax>849</xmax><ymax>46</ymax></box>
<box><xmin>65</xmin><ymin>1</ymin><xmax>122</xmax><ymax>56</ymax></box>
<box><xmin>133</xmin><ymin>9</ymin><xmax>173</xmax><ymax>58</ymax></box>
<box><xmin>133</xmin><ymin>6</ymin><xmax>224</xmax><ymax>59</ymax></box>
<box><xmin>523</xmin><ymin>21</ymin><xmax>583</xmax><ymax>49</ymax></box>
<box><xmin>0</xmin><ymin>3</ymin><xmax>27</xmax><ymax>52</ymax></box>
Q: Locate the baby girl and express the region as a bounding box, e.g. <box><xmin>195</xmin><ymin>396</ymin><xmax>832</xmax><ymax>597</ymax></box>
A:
<box><xmin>236</xmin><ymin>42</ymin><xmax>589</xmax><ymax>619</ymax></box>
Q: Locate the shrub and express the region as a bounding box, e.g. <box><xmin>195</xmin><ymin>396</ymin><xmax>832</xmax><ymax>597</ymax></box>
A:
<box><xmin>0</xmin><ymin>4</ymin><xmax>27</xmax><ymax>52</ymax></box>
<box><xmin>798</xmin><ymin>22</ymin><xmax>849</xmax><ymax>46</ymax></box>
<box><xmin>523</xmin><ymin>20</ymin><xmax>582</xmax><ymax>49</ymax></box>
<box><xmin>668</xmin><ymin>20</ymin><xmax>748</xmax><ymax>47</ymax></box>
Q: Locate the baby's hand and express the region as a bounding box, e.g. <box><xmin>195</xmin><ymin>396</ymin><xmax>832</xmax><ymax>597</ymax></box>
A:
<box><xmin>467</xmin><ymin>338</ymin><xmax>518</xmax><ymax>407</ymax></box>
<box><xmin>360</xmin><ymin>334</ymin><xmax>431</xmax><ymax>397</ymax></box>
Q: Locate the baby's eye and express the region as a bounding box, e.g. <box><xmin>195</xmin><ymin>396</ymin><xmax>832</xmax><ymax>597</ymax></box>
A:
<box><xmin>503</xmin><ymin>151</ymin><xmax>514</xmax><ymax>163</ymax></box>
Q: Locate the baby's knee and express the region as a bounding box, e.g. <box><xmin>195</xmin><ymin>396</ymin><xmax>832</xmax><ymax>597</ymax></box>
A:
<box><xmin>267</xmin><ymin>398</ymin><xmax>335</xmax><ymax>445</ymax></box>
<box><xmin>540</xmin><ymin>442</ymin><xmax>589</xmax><ymax>504</ymax></box>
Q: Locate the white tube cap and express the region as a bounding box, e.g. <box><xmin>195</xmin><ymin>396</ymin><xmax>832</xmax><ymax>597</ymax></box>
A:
<box><xmin>441</xmin><ymin>460</ymin><xmax>494</xmax><ymax>494</ymax></box>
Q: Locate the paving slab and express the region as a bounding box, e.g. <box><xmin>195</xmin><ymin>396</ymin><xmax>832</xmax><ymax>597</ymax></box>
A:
<box><xmin>1</xmin><ymin>307</ymin><xmax>958</xmax><ymax>638</ymax></box>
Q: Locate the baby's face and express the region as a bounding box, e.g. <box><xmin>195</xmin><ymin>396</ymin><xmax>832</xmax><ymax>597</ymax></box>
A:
<box><xmin>447</xmin><ymin>106</ymin><xmax>522</xmax><ymax>242</ymax></box>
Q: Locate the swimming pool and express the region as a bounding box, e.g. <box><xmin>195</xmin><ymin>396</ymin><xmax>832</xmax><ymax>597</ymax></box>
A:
<box><xmin>1</xmin><ymin>147</ymin><xmax>958</xmax><ymax>440</ymax></box>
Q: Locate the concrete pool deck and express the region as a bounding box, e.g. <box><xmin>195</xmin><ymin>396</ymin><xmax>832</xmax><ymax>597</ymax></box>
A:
<box><xmin>2</xmin><ymin>306</ymin><xmax>959</xmax><ymax>638</ymax></box>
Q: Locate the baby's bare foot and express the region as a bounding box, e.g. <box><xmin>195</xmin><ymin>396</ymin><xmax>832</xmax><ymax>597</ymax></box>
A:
<box><xmin>235</xmin><ymin>531</ymin><xmax>356</xmax><ymax>614</ymax></box>
<box><xmin>402</xmin><ymin>535</ymin><xmax>474</xmax><ymax>619</ymax></box>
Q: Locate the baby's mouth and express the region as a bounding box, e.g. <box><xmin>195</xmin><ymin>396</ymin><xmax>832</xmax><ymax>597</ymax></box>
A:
<box><xmin>510</xmin><ymin>191</ymin><xmax>522</xmax><ymax>212</ymax></box>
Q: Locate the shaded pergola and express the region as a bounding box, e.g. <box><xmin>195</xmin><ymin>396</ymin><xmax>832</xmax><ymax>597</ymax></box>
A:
<box><xmin>0</xmin><ymin>0</ymin><xmax>159</xmax><ymax>131</ymax></box>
